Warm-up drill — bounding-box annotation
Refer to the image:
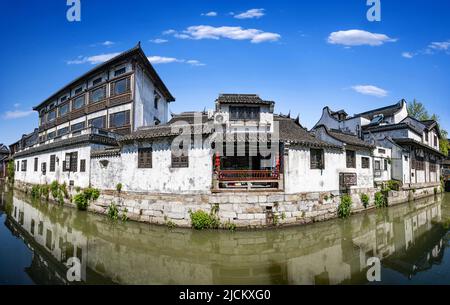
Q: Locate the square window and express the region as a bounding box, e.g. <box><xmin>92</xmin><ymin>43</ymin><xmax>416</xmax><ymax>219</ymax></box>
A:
<box><xmin>92</xmin><ymin>77</ymin><xmax>102</xmax><ymax>86</ymax></box>
<box><xmin>114</xmin><ymin>67</ymin><xmax>126</xmax><ymax>77</ymax></box>
<box><xmin>310</xmin><ymin>149</ymin><xmax>324</xmax><ymax>169</ymax></box>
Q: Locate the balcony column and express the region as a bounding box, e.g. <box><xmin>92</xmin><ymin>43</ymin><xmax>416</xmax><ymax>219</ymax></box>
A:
<box><xmin>212</xmin><ymin>152</ymin><xmax>221</xmax><ymax>191</ymax></box>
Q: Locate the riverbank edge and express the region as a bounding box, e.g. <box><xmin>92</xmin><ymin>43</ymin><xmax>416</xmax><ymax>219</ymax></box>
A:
<box><xmin>10</xmin><ymin>181</ymin><xmax>443</xmax><ymax>230</ymax></box>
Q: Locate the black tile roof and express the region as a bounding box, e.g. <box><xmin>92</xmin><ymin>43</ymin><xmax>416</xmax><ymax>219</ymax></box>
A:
<box><xmin>392</xmin><ymin>138</ymin><xmax>446</xmax><ymax>157</ymax></box>
<box><xmin>274</xmin><ymin>116</ymin><xmax>341</xmax><ymax>149</ymax></box>
<box><xmin>216</xmin><ymin>94</ymin><xmax>274</xmax><ymax>106</ymax></box>
<box><xmin>355</xmin><ymin>99</ymin><xmax>405</xmax><ymax>119</ymax></box>
<box><xmin>91</xmin><ymin>148</ymin><xmax>121</xmax><ymax>158</ymax></box>
<box><xmin>121</xmin><ymin>112</ymin><xmax>339</xmax><ymax>149</ymax></box>
<box><xmin>0</xmin><ymin>144</ymin><xmax>9</xmax><ymax>154</ymax></box>
<box><xmin>326</xmin><ymin>128</ymin><xmax>375</xmax><ymax>149</ymax></box>
<box><xmin>13</xmin><ymin>134</ymin><xmax>118</xmax><ymax>158</ymax></box>
<box><xmin>121</xmin><ymin>112</ymin><xmax>211</xmax><ymax>142</ymax></box>
<box><xmin>362</xmin><ymin>122</ymin><xmax>423</xmax><ymax>135</ymax></box>
<box><xmin>33</xmin><ymin>42</ymin><xmax>175</xmax><ymax>111</ymax></box>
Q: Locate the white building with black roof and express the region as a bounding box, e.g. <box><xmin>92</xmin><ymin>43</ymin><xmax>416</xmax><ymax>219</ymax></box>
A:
<box><xmin>12</xmin><ymin>43</ymin><xmax>175</xmax><ymax>188</ymax></box>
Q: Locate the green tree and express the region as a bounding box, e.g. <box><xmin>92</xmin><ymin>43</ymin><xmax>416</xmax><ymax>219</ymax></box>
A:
<box><xmin>408</xmin><ymin>99</ymin><xmax>448</xmax><ymax>156</ymax></box>
<box><xmin>407</xmin><ymin>99</ymin><xmax>430</xmax><ymax>121</ymax></box>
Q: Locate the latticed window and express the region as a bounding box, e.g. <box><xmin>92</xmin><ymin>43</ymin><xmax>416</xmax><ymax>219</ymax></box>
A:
<box><xmin>412</xmin><ymin>157</ymin><xmax>425</xmax><ymax>170</ymax></box>
<box><xmin>310</xmin><ymin>149</ymin><xmax>324</xmax><ymax>169</ymax></box>
<box><xmin>346</xmin><ymin>150</ymin><xmax>356</xmax><ymax>168</ymax></box>
<box><xmin>21</xmin><ymin>160</ymin><xmax>27</xmax><ymax>172</ymax></box>
<box><xmin>109</xmin><ymin>110</ymin><xmax>130</xmax><ymax>128</ymax></box>
<box><xmin>230</xmin><ymin>106</ymin><xmax>260</xmax><ymax>121</ymax></box>
<box><xmin>111</xmin><ymin>77</ymin><xmax>130</xmax><ymax>96</ymax></box>
<box><xmin>430</xmin><ymin>163</ymin><xmax>437</xmax><ymax>172</ymax></box>
<box><xmin>171</xmin><ymin>144</ymin><xmax>189</xmax><ymax>168</ymax></box>
<box><xmin>90</xmin><ymin>86</ymin><xmax>106</xmax><ymax>103</ymax></box>
<box><xmin>138</xmin><ymin>148</ymin><xmax>153</xmax><ymax>168</ymax></box>
<box><xmin>80</xmin><ymin>159</ymin><xmax>86</xmax><ymax>172</ymax></box>
<box><xmin>63</xmin><ymin>152</ymin><xmax>78</xmax><ymax>172</ymax></box>
<box><xmin>361</xmin><ymin>157</ymin><xmax>370</xmax><ymax>169</ymax></box>
<box><xmin>50</xmin><ymin>155</ymin><xmax>56</xmax><ymax>172</ymax></box>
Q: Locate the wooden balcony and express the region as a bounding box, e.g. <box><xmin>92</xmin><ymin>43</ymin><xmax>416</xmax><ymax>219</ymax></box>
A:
<box><xmin>218</xmin><ymin>170</ymin><xmax>279</xmax><ymax>181</ymax></box>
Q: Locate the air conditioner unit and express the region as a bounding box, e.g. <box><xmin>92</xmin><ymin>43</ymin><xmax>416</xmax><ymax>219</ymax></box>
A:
<box><xmin>214</xmin><ymin>112</ymin><xmax>228</xmax><ymax>125</ymax></box>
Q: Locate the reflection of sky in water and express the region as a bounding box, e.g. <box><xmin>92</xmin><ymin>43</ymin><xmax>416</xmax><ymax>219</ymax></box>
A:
<box><xmin>1</xmin><ymin>187</ymin><xmax>449</xmax><ymax>285</ymax></box>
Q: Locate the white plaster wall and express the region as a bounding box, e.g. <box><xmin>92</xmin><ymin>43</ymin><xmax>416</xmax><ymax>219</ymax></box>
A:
<box><xmin>407</xmin><ymin>130</ymin><xmax>422</xmax><ymax>142</ymax></box>
<box><xmin>284</xmin><ymin>147</ymin><xmax>373</xmax><ymax>194</ymax></box>
<box><xmin>373</xmin><ymin>147</ymin><xmax>392</xmax><ymax>182</ymax></box>
<box><xmin>90</xmin><ymin>140</ymin><xmax>213</xmax><ymax>193</ymax></box>
<box><xmin>314</xmin><ymin>108</ymin><xmax>340</xmax><ymax>130</ymax></box>
<box><xmin>14</xmin><ymin>145</ymin><xmax>93</xmax><ymax>188</ymax></box>
<box><xmin>134</xmin><ymin>64</ymin><xmax>168</xmax><ymax>129</ymax></box>
<box><xmin>393</xmin><ymin>102</ymin><xmax>408</xmax><ymax>123</ymax></box>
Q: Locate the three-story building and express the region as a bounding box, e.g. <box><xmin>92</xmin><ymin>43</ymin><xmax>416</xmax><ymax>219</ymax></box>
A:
<box><xmin>13</xmin><ymin>43</ymin><xmax>174</xmax><ymax>188</ymax></box>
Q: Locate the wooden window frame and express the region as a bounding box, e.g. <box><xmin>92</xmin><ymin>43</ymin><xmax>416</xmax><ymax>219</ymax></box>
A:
<box><xmin>138</xmin><ymin>148</ymin><xmax>153</xmax><ymax>169</ymax></box>
<box><xmin>49</xmin><ymin>155</ymin><xmax>56</xmax><ymax>172</ymax></box>
<box><xmin>110</xmin><ymin>77</ymin><xmax>130</xmax><ymax>97</ymax></box>
<box><xmin>21</xmin><ymin>160</ymin><xmax>27</xmax><ymax>172</ymax></box>
<box><xmin>346</xmin><ymin>150</ymin><xmax>356</xmax><ymax>168</ymax></box>
<box><xmin>88</xmin><ymin>116</ymin><xmax>106</xmax><ymax>129</ymax></box>
<box><xmin>73</xmin><ymin>95</ymin><xmax>86</xmax><ymax>110</ymax></box>
<box><xmin>171</xmin><ymin>144</ymin><xmax>189</xmax><ymax>168</ymax></box>
<box><xmin>89</xmin><ymin>86</ymin><xmax>106</xmax><ymax>103</ymax></box>
<box><xmin>361</xmin><ymin>157</ymin><xmax>370</xmax><ymax>169</ymax></box>
<box><xmin>80</xmin><ymin>159</ymin><xmax>86</xmax><ymax>172</ymax></box>
<box><xmin>310</xmin><ymin>148</ymin><xmax>325</xmax><ymax>169</ymax></box>
<box><xmin>109</xmin><ymin>110</ymin><xmax>130</xmax><ymax>128</ymax></box>
<box><xmin>374</xmin><ymin>160</ymin><xmax>381</xmax><ymax>170</ymax></box>
<box><xmin>229</xmin><ymin>106</ymin><xmax>260</xmax><ymax>121</ymax></box>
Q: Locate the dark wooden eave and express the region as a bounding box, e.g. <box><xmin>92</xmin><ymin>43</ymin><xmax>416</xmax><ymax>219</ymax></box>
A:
<box><xmin>13</xmin><ymin>134</ymin><xmax>118</xmax><ymax>158</ymax></box>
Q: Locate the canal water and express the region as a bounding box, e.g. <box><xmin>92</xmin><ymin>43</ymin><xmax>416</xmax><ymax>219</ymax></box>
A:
<box><xmin>0</xmin><ymin>184</ymin><xmax>449</xmax><ymax>285</ymax></box>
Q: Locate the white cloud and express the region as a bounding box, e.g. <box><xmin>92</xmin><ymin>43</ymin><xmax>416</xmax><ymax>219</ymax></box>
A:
<box><xmin>351</xmin><ymin>85</ymin><xmax>388</xmax><ymax>98</ymax></box>
<box><xmin>185</xmin><ymin>60</ymin><xmax>205</xmax><ymax>66</ymax></box>
<box><xmin>101</xmin><ymin>41</ymin><xmax>115</xmax><ymax>46</ymax></box>
<box><xmin>147</xmin><ymin>56</ymin><xmax>205</xmax><ymax>66</ymax></box>
<box><xmin>3</xmin><ymin>109</ymin><xmax>34</xmax><ymax>119</ymax></box>
<box><xmin>167</xmin><ymin>25</ymin><xmax>280</xmax><ymax>43</ymax></box>
<box><xmin>147</xmin><ymin>56</ymin><xmax>181</xmax><ymax>64</ymax></box>
<box><xmin>67</xmin><ymin>52</ymin><xmax>121</xmax><ymax>65</ymax></box>
<box><xmin>163</xmin><ymin>29</ymin><xmax>177</xmax><ymax>35</ymax></box>
<box><xmin>401</xmin><ymin>52</ymin><xmax>414</xmax><ymax>59</ymax></box>
<box><xmin>234</xmin><ymin>8</ymin><xmax>265</xmax><ymax>19</ymax></box>
<box><xmin>202</xmin><ymin>11</ymin><xmax>217</xmax><ymax>17</ymax></box>
<box><xmin>328</xmin><ymin>29</ymin><xmax>396</xmax><ymax>46</ymax></box>
<box><xmin>150</xmin><ymin>38</ymin><xmax>168</xmax><ymax>44</ymax></box>
<box><xmin>428</xmin><ymin>40</ymin><xmax>450</xmax><ymax>51</ymax></box>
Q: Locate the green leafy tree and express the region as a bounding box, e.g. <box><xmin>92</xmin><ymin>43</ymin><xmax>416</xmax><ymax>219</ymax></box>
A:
<box><xmin>408</xmin><ymin>99</ymin><xmax>448</xmax><ymax>156</ymax></box>
<box><xmin>407</xmin><ymin>99</ymin><xmax>429</xmax><ymax>121</ymax></box>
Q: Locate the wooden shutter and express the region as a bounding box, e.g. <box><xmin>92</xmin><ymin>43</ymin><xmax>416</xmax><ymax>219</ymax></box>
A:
<box><xmin>80</xmin><ymin>159</ymin><xmax>86</xmax><ymax>172</ymax></box>
<box><xmin>70</xmin><ymin>152</ymin><xmax>78</xmax><ymax>172</ymax></box>
<box><xmin>138</xmin><ymin>148</ymin><xmax>152</xmax><ymax>168</ymax></box>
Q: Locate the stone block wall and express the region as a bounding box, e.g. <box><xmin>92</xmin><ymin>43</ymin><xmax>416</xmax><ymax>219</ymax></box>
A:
<box><xmin>12</xmin><ymin>181</ymin><xmax>442</xmax><ymax>229</ymax></box>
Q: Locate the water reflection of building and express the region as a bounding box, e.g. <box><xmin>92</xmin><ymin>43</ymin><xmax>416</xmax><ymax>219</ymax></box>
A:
<box><xmin>9</xmin><ymin>197</ymin><xmax>88</xmax><ymax>283</ymax></box>
<box><xmin>5</xmin><ymin>193</ymin><xmax>449</xmax><ymax>285</ymax></box>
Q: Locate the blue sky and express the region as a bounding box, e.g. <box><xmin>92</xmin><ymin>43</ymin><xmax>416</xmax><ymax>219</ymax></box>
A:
<box><xmin>1</xmin><ymin>0</ymin><xmax>449</xmax><ymax>145</ymax></box>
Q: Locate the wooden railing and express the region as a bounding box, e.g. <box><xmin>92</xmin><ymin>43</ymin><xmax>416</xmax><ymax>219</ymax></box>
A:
<box><xmin>218</xmin><ymin>170</ymin><xmax>279</xmax><ymax>181</ymax></box>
